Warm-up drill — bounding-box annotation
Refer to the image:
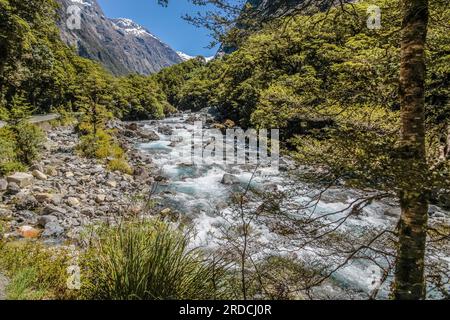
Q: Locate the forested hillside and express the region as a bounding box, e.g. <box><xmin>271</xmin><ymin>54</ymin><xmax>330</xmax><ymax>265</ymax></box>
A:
<box><xmin>56</xmin><ymin>0</ymin><xmax>182</xmax><ymax>75</ymax></box>
<box><xmin>159</xmin><ymin>0</ymin><xmax>450</xmax><ymax>205</ymax></box>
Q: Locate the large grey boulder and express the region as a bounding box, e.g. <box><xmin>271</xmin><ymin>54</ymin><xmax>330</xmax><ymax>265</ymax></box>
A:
<box><xmin>0</xmin><ymin>179</ymin><xmax>7</xmax><ymax>192</ymax></box>
<box><xmin>221</xmin><ymin>174</ymin><xmax>241</xmax><ymax>185</ymax></box>
<box><xmin>32</xmin><ymin>170</ymin><xmax>48</xmax><ymax>181</ymax></box>
<box><xmin>138</xmin><ymin>130</ymin><xmax>160</xmax><ymax>141</ymax></box>
<box><xmin>7</xmin><ymin>173</ymin><xmax>34</xmax><ymax>188</ymax></box>
<box><xmin>157</xmin><ymin>125</ymin><xmax>173</xmax><ymax>135</ymax></box>
<box><xmin>37</xmin><ymin>215</ymin><xmax>58</xmax><ymax>228</ymax></box>
<box><xmin>41</xmin><ymin>221</ymin><xmax>64</xmax><ymax>238</ymax></box>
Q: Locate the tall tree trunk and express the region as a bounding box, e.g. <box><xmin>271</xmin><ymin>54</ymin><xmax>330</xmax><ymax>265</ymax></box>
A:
<box><xmin>393</xmin><ymin>0</ymin><xmax>429</xmax><ymax>300</ymax></box>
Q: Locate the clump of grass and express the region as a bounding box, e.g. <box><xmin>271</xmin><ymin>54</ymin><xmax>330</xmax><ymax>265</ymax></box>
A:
<box><xmin>0</xmin><ymin>241</ymin><xmax>76</xmax><ymax>300</ymax></box>
<box><xmin>77</xmin><ymin>129</ymin><xmax>133</xmax><ymax>175</ymax></box>
<box><xmin>107</xmin><ymin>158</ymin><xmax>133</xmax><ymax>175</ymax></box>
<box><xmin>6</xmin><ymin>268</ymin><xmax>47</xmax><ymax>300</ymax></box>
<box><xmin>80</xmin><ymin>220</ymin><xmax>228</xmax><ymax>300</ymax></box>
<box><xmin>50</xmin><ymin>107</ymin><xmax>78</xmax><ymax>127</ymax></box>
<box><xmin>0</xmin><ymin>161</ymin><xmax>27</xmax><ymax>176</ymax></box>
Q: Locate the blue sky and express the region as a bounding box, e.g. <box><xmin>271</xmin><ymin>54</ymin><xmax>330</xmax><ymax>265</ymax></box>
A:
<box><xmin>97</xmin><ymin>0</ymin><xmax>220</xmax><ymax>57</ymax></box>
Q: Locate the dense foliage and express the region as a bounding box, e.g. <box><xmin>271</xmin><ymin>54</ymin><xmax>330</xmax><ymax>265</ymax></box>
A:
<box><xmin>167</xmin><ymin>0</ymin><xmax>449</xmax><ymax>205</ymax></box>
<box><xmin>0</xmin><ymin>0</ymin><xmax>181</xmax><ymax>175</ymax></box>
<box><xmin>0</xmin><ymin>0</ymin><xmax>177</xmax><ymax>120</ymax></box>
<box><xmin>81</xmin><ymin>220</ymin><xmax>227</xmax><ymax>300</ymax></box>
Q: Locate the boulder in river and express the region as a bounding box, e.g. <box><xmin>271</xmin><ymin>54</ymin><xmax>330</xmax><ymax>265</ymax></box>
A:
<box><xmin>157</xmin><ymin>125</ymin><xmax>173</xmax><ymax>135</ymax></box>
<box><xmin>221</xmin><ymin>174</ymin><xmax>241</xmax><ymax>185</ymax></box>
<box><xmin>138</xmin><ymin>130</ymin><xmax>160</xmax><ymax>141</ymax></box>
<box><xmin>126</xmin><ymin>123</ymin><xmax>139</xmax><ymax>131</ymax></box>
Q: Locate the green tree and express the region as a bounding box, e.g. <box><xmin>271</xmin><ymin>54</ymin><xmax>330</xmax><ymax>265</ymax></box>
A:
<box><xmin>158</xmin><ymin>0</ymin><xmax>449</xmax><ymax>299</ymax></box>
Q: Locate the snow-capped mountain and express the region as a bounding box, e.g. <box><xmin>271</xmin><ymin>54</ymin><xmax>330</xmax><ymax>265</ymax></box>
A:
<box><xmin>177</xmin><ymin>51</ymin><xmax>215</xmax><ymax>63</ymax></box>
<box><xmin>177</xmin><ymin>51</ymin><xmax>196</xmax><ymax>62</ymax></box>
<box><xmin>112</xmin><ymin>18</ymin><xmax>159</xmax><ymax>39</ymax></box>
<box><xmin>56</xmin><ymin>0</ymin><xmax>182</xmax><ymax>75</ymax></box>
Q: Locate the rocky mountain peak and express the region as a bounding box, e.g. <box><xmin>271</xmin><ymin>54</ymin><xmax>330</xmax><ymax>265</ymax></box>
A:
<box><xmin>56</xmin><ymin>0</ymin><xmax>182</xmax><ymax>75</ymax></box>
<box><xmin>111</xmin><ymin>18</ymin><xmax>158</xmax><ymax>39</ymax></box>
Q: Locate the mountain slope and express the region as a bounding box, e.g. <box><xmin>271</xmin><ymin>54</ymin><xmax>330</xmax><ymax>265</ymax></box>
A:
<box><xmin>56</xmin><ymin>0</ymin><xmax>182</xmax><ymax>75</ymax></box>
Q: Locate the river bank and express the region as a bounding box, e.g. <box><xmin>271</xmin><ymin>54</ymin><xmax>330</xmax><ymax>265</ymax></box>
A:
<box><xmin>0</xmin><ymin>113</ymin><xmax>448</xmax><ymax>299</ymax></box>
<box><xmin>0</xmin><ymin>121</ymin><xmax>158</xmax><ymax>244</ymax></box>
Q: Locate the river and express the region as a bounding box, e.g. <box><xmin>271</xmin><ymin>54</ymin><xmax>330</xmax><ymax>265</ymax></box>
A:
<box><xmin>136</xmin><ymin>113</ymin><xmax>450</xmax><ymax>299</ymax></box>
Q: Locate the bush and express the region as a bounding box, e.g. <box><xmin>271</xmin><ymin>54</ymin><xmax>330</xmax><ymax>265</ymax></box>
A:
<box><xmin>77</xmin><ymin>130</ymin><xmax>117</xmax><ymax>159</ymax></box>
<box><xmin>77</xmin><ymin>129</ymin><xmax>132</xmax><ymax>174</ymax></box>
<box><xmin>0</xmin><ymin>122</ymin><xmax>44</xmax><ymax>175</ymax></box>
<box><xmin>13</xmin><ymin>122</ymin><xmax>45</xmax><ymax>165</ymax></box>
<box><xmin>80</xmin><ymin>220</ymin><xmax>228</xmax><ymax>300</ymax></box>
<box><xmin>0</xmin><ymin>161</ymin><xmax>27</xmax><ymax>176</ymax></box>
<box><xmin>0</xmin><ymin>127</ymin><xmax>21</xmax><ymax>175</ymax></box>
<box><xmin>107</xmin><ymin>158</ymin><xmax>133</xmax><ymax>175</ymax></box>
<box><xmin>6</xmin><ymin>268</ymin><xmax>48</xmax><ymax>300</ymax></box>
<box><xmin>0</xmin><ymin>241</ymin><xmax>76</xmax><ymax>300</ymax></box>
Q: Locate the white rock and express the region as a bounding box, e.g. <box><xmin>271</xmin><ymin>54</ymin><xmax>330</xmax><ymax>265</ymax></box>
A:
<box><xmin>65</xmin><ymin>172</ymin><xmax>74</xmax><ymax>178</ymax></box>
<box><xmin>95</xmin><ymin>195</ymin><xmax>106</xmax><ymax>203</ymax></box>
<box><xmin>106</xmin><ymin>180</ymin><xmax>117</xmax><ymax>188</ymax></box>
<box><xmin>67</xmin><ymin>197</ymin><xmax>80</xmax><ymax>207</ymax></box>
<box><xmin>32</xmin><ymin>170</ymin><xmax>48</xmax><ymax>181</ymax></box>
<box><xmin>221</xmin><ymin>174</ymin><xmax>240</xmax><ymax>185</ymax></box>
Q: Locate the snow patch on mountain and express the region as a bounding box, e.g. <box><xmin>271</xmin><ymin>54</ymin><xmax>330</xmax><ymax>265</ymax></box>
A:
<box><xmin>177</xmin><ymin>51</ymin><xmax>195</xmax><ymax>61</ymax></box>
<box><xmin>177</xmin><ymin>51</ymin><xmax>215</xmax><ymax>63</ymax></box>
<box><xmin>112</xmin><ymin>18</ymin><xmax>159</xmax><ymax>40</ymax></box>
<box><xmin>70</xmin><ymin>0</ymin><xmax>92</xmax><ymax>6</ymax></box>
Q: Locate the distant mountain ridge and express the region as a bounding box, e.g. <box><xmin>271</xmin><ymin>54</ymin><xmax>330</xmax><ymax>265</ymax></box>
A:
<box><xmin>56</xmin><ymin>0</ymin><xmax>182</xmax><ymax>75</ymax></box>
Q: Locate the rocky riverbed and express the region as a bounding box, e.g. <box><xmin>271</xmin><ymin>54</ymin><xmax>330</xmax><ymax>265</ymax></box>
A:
<box><xmin>1</xmin><ymin>112</ymin><xmax>449</xmax><ymax>299</ymax></box>
<box><xmin>0</xmin><ymin>122</ymin><xmax>158</xmax><ymax>244</ymax></box>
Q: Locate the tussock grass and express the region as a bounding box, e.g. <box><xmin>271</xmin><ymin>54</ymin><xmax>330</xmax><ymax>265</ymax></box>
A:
<box><xmin>81</xmin><ymin>220</ymin><xmax>228</xmax><ymax>300</ymax></box>
<box><xmin>0</xmin><ymin>241</ymin><xmax>76</xmax><ymax>300</ymax></box>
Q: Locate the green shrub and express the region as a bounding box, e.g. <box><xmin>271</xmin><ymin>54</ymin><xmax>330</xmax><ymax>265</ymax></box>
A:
<box><xmin>6</xmin><ymin>268</ymin><xmax>47</xmax><ymax>300</ymax></box>
<box><xmin>0</xmin><ymin>241</ymin><xmax>76</xmax><ymax>300</ymax></box>
<box><xmin>13</xmin><ymin>122</ymin><xmax>45</xmax><ymax>165</ymax></box>
<box><xmin>0</xmin><ymin>128</ymin><xmax>15</xmax><ymax>162</ymax></box>
<box><xmin>77</xmin><ymin>129</ymin><xmax>132</xmax><ymax>174</ymax></box>
<box><xmin>0</xmin><ymin>127</ymin><xmax>24</xmax><ymax>175</ymax></box>
<box><xmin>0</xmin><ymin>122</ymin><xmax>44</xmax><ymax>175</ymax></box>
<box><xmin>107</xmin><ymin>158</ymin><xmax>133</xmax><ymax>175</ymax></box>
<box><xmin>80</xmin><ymin>220</ymin><xmax>227</xmax><ymax>300</ymax></box>
<box><xmin>0</xmin><ymin>161</ymin><xmax>27</xmax><ymax>176</ymax></box>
